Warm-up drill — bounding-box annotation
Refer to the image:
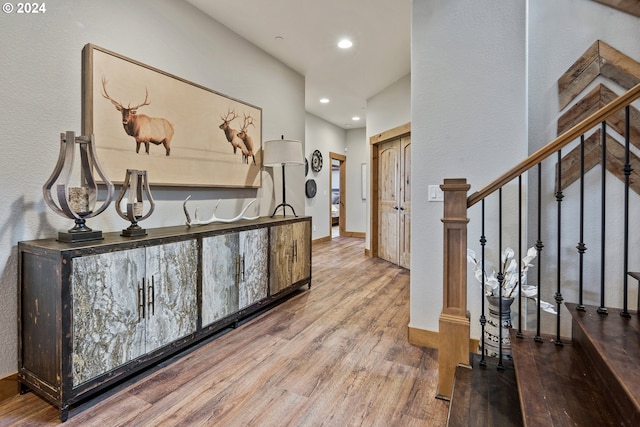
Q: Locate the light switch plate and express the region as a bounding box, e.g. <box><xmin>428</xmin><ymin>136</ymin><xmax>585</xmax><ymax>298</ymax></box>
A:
<box><xmin>428</xmin><ymin>185</ymin><xmax>444</xmax><ymax>202</ymax></box>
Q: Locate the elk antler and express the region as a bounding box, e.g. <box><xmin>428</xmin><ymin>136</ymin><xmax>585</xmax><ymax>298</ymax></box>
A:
<box><xmin>101</xmin><ymin>76</ymin><xmax>150</xmax><ymax>110</ymax></box>
<box><xmin>183</xmin><ymin>196</ymin><xmax>259</xmax><ymax>227</ymax></box>
<box><xmin>241</xmin><ymin>113</ymin><xmax>255</xmax><ymax>131</ymax></box>
<box><xmin>220</xmin><ymin>108</ymin><xmax>238</xmax><ymax>123</ymax></box>
<box><xmin>101</xmin><ymin>77</ymin><xmax>123</xmax><ymax>110</ymax></box>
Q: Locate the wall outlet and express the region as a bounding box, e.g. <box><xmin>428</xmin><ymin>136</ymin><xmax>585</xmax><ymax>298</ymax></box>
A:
<box><xmin>428</xmin><ymin>185</ymin><xmax>444</xmax><ymax>202</ymax></box>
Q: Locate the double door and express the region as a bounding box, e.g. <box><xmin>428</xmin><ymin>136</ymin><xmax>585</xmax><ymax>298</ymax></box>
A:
<box><xmin>71</xmin><ymin>240</ymin><xmax>198</xmax><ymax>386</ymax></box>
<box><xmin>378</xmin><ymin>136</ymin><xmax>411</xmax><ymax>269</ymax></box>
<box><xmin>270</xmin><ymin>221</ymin><xmax>311</xmax><ymax>295</ymax></box>
<box><xmin>201</xmin><ymin>228</ymin><xmax>268</xmax><ymax>327</ymax></box>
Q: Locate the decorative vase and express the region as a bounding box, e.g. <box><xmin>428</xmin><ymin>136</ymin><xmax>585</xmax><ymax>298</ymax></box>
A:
<box><xmin>482</xmin><ymin>295</ymin><xmax>515</xmax><ymax>359</ymax></box>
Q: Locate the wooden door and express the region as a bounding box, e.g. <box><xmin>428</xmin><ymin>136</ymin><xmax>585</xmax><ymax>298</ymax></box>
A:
<box><xmin>290</xmin><ymin>220</ymin><xmax>311</xmax><ymax>283</ymax></box>
<box><xmin>71</xmin><ymin>248</ymin><xmax>146</xmax><ymax>386</ymax></box>
<box><xmin>145</xmin><ymin>240</ymin><xmax>198</xmax><ymax>352</ymax></box>
<box><xmin>378</xmin><ymin>139</ymin><xmax>400</xmax><ymax>265</ymax></box>
<box><xmin>377</xmin><ymin>136</ymin><xmax>411</xmax><ymax>268</ymax></box>
<box><xmin>399</xmin><ymin>136</ymin><xmax>411</xmax><ymax>269</ymax></box>
<box><xmin>270</xmin><ymin>221</ymin><xmax>311</xmax><ymax>295</ymax></box>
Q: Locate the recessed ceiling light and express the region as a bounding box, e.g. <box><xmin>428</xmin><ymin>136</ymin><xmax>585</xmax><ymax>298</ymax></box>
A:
<box><xmin>352</xmin><ymin>116</ymin><xmax>360</xmax><ymax>121</ymax></box>
<box><xmin>320</xmin><ymin>98</ymin><xmax>330</xmax><ymax>104</ymax></box>
<box><xmin>338</xmin><ymin>39</ymin><xmax>353</xmax><ymax>49</ymax></box>
<box><xmin>275</xmin><ymin>35</ymin><xmax>284</xmax><ymax>40</ymax></box>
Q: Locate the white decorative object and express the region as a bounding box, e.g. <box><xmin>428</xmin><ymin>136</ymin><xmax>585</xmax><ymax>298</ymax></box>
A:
<box><xmin>183</xmin><ymin>196</ymin><xmax>259</xmax><ymax>227</ymax></box>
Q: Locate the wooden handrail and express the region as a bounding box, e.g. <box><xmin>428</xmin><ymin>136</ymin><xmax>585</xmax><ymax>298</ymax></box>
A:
<box><xmin>467</xmin><ymin>81</ymin><xmax>640</xmax><ymax>208</ymax></box>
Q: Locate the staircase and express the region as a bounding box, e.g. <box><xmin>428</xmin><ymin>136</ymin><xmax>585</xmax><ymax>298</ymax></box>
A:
<box><xmin>447</xmin><ymin>303</ymin><xmax>640</xmax><ymax>426</ymax></box>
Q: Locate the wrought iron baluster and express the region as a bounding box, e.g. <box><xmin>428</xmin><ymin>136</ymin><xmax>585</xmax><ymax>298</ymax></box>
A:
<box><xmin>497</xmin><ymin>188</ymin><xmax>505</xmax><ymax>371</ymax></box>
<box><xmin>517</xmin><ymin>175</ymin><xmax>523</xmax><ymax>339</ymax></box>
<box><xmin>480</xmin><ymin>200</ymin><xmax>487</xmax><ymax>368</ymax></box>
<box><xmin>622</xmin><ymin>106</ymin><xmax>631</xmax><ymax>318</ymax></box>
<box><xmin>535</xmin><ymin>163</ymin><xmax>544</xmax><ymax>343</ymax></box>
<box><xmin>577</xmin><ymin>135</ymin><xmax>586</xmax><ymax>312</ymax></box>
<box><xmin>598</xmin><ymin>122</ymin><xmax>608</xmax><ymax>315</ymax></box>
<box><xmin>555</xmin><ymin>150</ymin><xmax>564</xmax><ymax>346</ymax></box>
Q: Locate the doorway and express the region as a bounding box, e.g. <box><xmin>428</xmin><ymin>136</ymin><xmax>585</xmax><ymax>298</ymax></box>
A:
<box><xmin>329</xmin><ymin>152</ymin><xmax>346</xmax><ymax>239</ymax></box>
<box><xmin>370</xmin><ymin>123</ymin><xmax>411</xmax><ymax>269</ymax></box>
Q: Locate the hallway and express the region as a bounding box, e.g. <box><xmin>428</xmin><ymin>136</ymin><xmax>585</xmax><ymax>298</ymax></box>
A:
<box><xmin>0</xmin><ymin>236</ymin><xmax>448</xmax><ymax>426</ymax></box>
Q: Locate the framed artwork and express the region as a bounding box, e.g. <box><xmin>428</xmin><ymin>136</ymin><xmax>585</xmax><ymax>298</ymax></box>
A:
<box><xmin>82</xmin><ymin>44</ymin><xmax>262</xmax><ymax>188</ymax></box>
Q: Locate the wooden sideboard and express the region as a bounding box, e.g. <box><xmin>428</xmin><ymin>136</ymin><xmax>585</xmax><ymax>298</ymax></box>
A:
<box><xmin>18</xmin><ymin>216</ymin><xmax>311</xmax><ymax>421</ymax></box>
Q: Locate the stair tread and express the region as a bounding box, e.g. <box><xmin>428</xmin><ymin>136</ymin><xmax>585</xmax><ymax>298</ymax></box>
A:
<box><xmin>566</xmin><ymin>302</ymin><xmax>640</xmax><ymax>423</ymax></box>
<box><xmin>447</xmin><ymin>355</ymin><xmax>522</xmax><ymax>427</ymax></box>
<box><xmin>511</xmin><ymin>328</ymin><xmax>629</xmax><ymax>426</ymax></box>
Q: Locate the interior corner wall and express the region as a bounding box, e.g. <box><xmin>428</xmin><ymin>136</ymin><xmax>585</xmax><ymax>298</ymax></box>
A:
<box><xmin>345</xmin><ymin>128</ymin><xmax>367</xmax><ymax>234</ymax></box>
<box><xmin>0</xmin><ymin>0</ymin><xmax>304</xmax><ymax>379</ymax></box>
<box><xmin>365</xmin><ymin>73</ymin><xmax>411</xmax><ymax>249</ymax></box>
<box><xmin>411</xmin><ymin>0</ymin><xmax>526</xmax><ymax>334</ymax></box>
<box><xmin>304</xmin><ymin>113</ymin><xmax>347</xmax><ymax>240</ymax></box>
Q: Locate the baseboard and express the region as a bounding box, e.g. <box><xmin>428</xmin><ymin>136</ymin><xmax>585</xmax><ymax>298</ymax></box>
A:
<box><xmin>408</xmin><ymin>326</ymin><xmax>480</xmax><ymax>353</ymax></box>
<box><xmin>312</xmin><ymin>236</ymin><xmax>331</xmax><ymax>244</ymax></box>
<box><xmin>364</xmin><ymin>248</ymin><xmax>370</xmax><ymax>257</ymax></box>
<box><xmin>0</xmin><ymin>373</ymin><xmax>18</xmax><ymax>402</ymax></box>
<box><xmin>342</xmin><ymin>231</ymin><xmax>365</xmax><ymax>238</ymax></box>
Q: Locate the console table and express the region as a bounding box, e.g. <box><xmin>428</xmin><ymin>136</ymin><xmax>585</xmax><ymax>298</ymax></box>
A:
<box><xmin>18</xmin><ymin>216</ymin><xmax>311</xmax><ymax>421</ymax></box>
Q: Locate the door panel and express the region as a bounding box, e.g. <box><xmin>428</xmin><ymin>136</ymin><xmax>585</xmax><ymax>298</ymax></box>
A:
<box><xmin>378</xmin><ymin>139</ymin><xmax>399</xmax><ymax>264</ymax></box>
<box><xmin>145</xmin><ymin>240</ymin><xmax>198</xmax><ymax>352</ymax></box>
<box><xmin>71</xmin><ymin>248</ymin><xmax>146</xmax><ymax>386</ymax></box>
<box><xmin>239</xmin><ymin>228</ymin><xmax>268</xmax><ymax>309</ymax></box>
<box><xmin>399</xmin><ymin>137</ymin><xmax>411</xmax><ymax>269</ymax></box>
<box><xmin>202</xmin><ymin>234</ymin><xmax>240</xmax><ymax>327</ymax></box>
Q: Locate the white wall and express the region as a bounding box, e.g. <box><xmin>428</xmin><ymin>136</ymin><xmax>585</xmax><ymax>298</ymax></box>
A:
<box><xmin>304</xmin><ymin>113</ymin><xmax>346</xmax><ymax>240</ymax></box>
<box><xmin>411</xmin><ymin>0</ymin><xmax>527</xmax><ymax>335</ymax></box>
<box><xmin>345</xmin><ymin>128</ymin><xmax>368</xmax><ymax>233</ymax></box>
<box><xmin>365</xmin><ymin>74</ymin><xmax>411</xmax><ymax>248</ymax></box>
<box><xmin>0</xmin><ymin>0</ymin><xmax>304</xmax><ymax>378</ymax></box>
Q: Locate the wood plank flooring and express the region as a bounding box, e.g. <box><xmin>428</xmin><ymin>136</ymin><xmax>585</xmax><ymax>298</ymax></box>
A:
<box><xmin>0</xmin><ymin>236</ymin><xmax>448</xmax><ymax>426</ymax></box>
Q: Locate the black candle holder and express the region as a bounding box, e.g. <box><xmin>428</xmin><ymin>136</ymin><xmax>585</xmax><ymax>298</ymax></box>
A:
<box><xmin>43</xmin><ymin>131</ymin><xmax>114</xmax><ymax>243</ymax></box>
<box><xmin>115</xmin><ymin>169</ymin><xmax>155</xmax><ymax>237</ymax></box>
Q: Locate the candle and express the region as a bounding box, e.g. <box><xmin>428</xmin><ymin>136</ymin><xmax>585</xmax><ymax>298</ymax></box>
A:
<box><xmin>69</xmin><ymin>187</ymin><xmax>89</xmax><ymax>213</ymax></box>
<box><xmin>133</xmin><ymin>202</ymin><xmax>143</xmax><ymax>217</ymax></box>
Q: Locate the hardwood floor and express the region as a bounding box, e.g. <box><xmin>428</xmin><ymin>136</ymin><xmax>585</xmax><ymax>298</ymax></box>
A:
<box><xmin>0</xmin><ymin>236</ymin><xmax>448</xmax><ymax>426</ymax></box>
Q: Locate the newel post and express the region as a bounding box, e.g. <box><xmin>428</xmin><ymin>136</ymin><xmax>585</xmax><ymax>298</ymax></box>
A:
<box><xmin>437</xmin><ymin>178</ymin><xmax>471</xmax><ymax>400</ymax></box>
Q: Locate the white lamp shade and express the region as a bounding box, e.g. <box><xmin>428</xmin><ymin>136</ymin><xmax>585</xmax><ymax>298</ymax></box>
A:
<box><xmin>263</xmin><ymin>139</ymin><xmax>304</xmax><ymax>166</ymax></box>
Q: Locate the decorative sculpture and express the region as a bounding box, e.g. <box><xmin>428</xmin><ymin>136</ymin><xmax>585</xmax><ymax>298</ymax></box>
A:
<box><xmin>183</xmin><ymin>196</ymin><xmax>259</xmax><ymax>227</ymax></box>
<box><xmin>115</xmin><ymin>169</ymin><xmax>155</xmax><ymax>236</ymax></box>
<box><xmin>43</xmin><ymin>131</ymin><xmax>115</xmax><ymax>243</ymax></box>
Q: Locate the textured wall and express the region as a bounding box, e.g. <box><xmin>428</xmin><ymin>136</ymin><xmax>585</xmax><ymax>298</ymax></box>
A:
<box><xmin>0</xmin><ymin>0</ymin><xmax>304</xmax><ymax>378</ymax></box>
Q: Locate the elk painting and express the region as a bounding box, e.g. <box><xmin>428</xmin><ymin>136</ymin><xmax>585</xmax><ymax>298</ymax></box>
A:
<box><xmin>101</xmin><ymin>77</ymin><xmax>174</xmax><ymax>156</ymax></box>
<box><xmin>83</xmin><ymin>44</ymin><xmax>262</xmax><ymax>188</ymax></box>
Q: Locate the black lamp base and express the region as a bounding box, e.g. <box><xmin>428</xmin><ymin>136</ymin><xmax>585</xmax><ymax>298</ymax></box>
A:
<box><xmin>57</xmin><ymin>230</ymin><xmax>103</xmax><ymax>243</ymax></box>
<box><xmin>271</xmin><ymin>203</ymin><xmax>297</xmax><ymax>218</ymax></box>
<box><xmin>121</xmin><ymin>223</ymin><xmax>147</xmax><ymax>237</ymax></box>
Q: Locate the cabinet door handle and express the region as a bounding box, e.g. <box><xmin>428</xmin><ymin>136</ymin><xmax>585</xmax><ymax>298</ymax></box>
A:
<box><xmin>235</xmin><ymin>255</ymin><xmax>240</xmax><ymax>285</ymax></box>
<box><xmin>399</xmin><ymin>206</ymin><xmax>405</xmax><ymax>211</ymax></box>
<box><xmin>138</xmin><ymin>279</ymin><xmax>145</xmax><ymax>321</ymax></box>
<box><xmin>241</xmin><ymin>255</ymin><xmax>245</xmax><ymax>282</ymax></box>
<box><xmin>148</xmin><ymin>276</ymin><xmax>155</xmax><ymax>317</ymax></box>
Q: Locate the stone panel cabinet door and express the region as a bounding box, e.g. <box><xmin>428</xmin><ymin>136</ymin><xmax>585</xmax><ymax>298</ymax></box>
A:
<box><xmin>201</xmin><ymin>228</ymin><xmax>268</xmax><ymax>327</ymax></box>
<box><xmin>72</xmin><ymin>240</ymin><xmax>197</xmax><ymax>386</ymax></box>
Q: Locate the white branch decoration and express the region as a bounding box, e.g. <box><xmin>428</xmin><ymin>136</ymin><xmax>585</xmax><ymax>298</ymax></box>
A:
<box><xmin>183</xmin><ymin>196</ymin><xmax>259</xmax><ymax>227</ymax></box>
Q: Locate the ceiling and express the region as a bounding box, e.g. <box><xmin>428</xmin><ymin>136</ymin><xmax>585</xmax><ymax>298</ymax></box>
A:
<box><xmin>185</xmin><ymin>0</ymin><xmax>411</xmax><ymax>130</ymax></box>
